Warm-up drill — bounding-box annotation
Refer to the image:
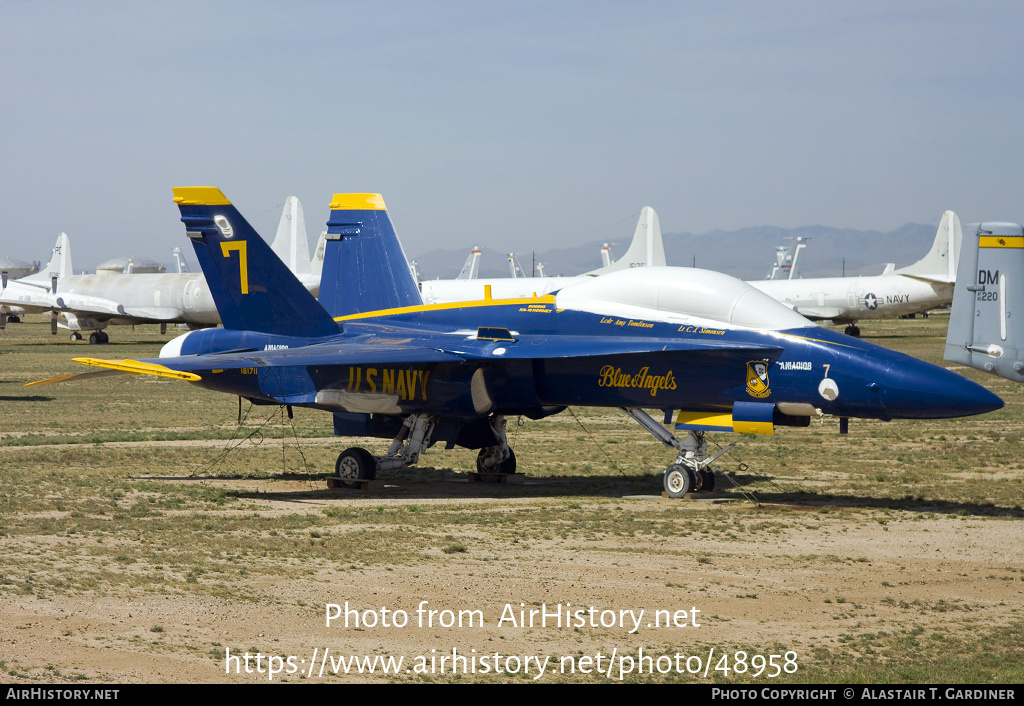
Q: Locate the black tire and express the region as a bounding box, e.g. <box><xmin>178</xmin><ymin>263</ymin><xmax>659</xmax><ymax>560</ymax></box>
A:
<box><xmin>663</xmin><ymin>464</ymin><xmax>694</xmax><ymax>498</ymax></box>
<box><xmin>89</xmin><ymin>332</ymin><xmax>99</xmax><ymax>344</ymax></box>
<box><xmin>697</xmin><ymin>469</ymin><xmax>716</xmax><ymax>493</ymax></box>
<box><xmin>335</xmin><ymin>447</ymin><xmax>377</xmax><ymax>488</ymax></box>
<box><xmin>476</xmin><ymin>447</ymin><xmax>516</xmax><ymax>480</ymax></box>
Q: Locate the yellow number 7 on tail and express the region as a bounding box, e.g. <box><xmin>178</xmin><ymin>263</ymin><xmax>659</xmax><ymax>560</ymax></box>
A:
<box><xmin>220</xmin><ymin>241</ymin><xmax>249</xmax><ymax>294</ymax></box>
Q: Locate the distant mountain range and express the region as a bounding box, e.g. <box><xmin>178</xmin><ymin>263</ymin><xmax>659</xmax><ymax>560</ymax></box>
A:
<box><xmin>410</xmin><ymin>222</ymin><xmax>939</xmax><ymax>282</ymax></box>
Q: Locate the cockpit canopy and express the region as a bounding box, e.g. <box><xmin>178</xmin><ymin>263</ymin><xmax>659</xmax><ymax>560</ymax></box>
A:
<box><xmin>555</xmin><ymin>266</ymin><xmax>815</xmax><ymax>330</ymax></box>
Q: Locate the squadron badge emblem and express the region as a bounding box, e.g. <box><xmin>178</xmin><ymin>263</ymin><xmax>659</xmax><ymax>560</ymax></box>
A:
<box><xmin>746</xmin><ymin>360</ymin><xmax>771</xmax><ymax>398</ymax></box>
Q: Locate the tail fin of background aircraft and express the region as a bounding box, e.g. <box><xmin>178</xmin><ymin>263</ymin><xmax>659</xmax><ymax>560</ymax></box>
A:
<box><xmin>21</xmin><ymin>233</ymin><xmax>72</xmax><ymax>288</ymax></box>
<box><xmin>457</xmin><ymin>247</ymin><xmax>481</xmax><ymax>280</ymax></box>
<box><xmin>172</xmin><ymin>187</ymin><xmax>338</xmax><ymax>338</ymax></box>
<box><xmin>310</xmin><ymin>231</ymin><xmax>326</xmax><ymax>280</ymax></box>
<box><xmin>270</xmin><ymin>196</ymin><xmax>312</xmax><ymax>277</ymax></box>
<box><xmin>944</xmin><ymin>220</ymin><xmax>1024</xmax><ymax>382</ymax></box>
<box><xmin>586</xmin><ymin>206</ymin><xmax>667</xmax><ymax>275</ymax></box>
<box><xmin>318</xmin><ymin>193</ymin><xmax>423</xmax><ymax>318</ymax></box>
<box><xmin>895</xmin><ymin>210</ymin><xmax>961</xmax><ymax>283</ymax></box>
<box><xmin>766</xmin><ymin>237</ymin><xmax>807</xmax><ymax>280</ymax></box>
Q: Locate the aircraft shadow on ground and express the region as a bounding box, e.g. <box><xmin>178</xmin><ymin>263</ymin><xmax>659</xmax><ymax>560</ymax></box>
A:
<box><xmin>129</xmin><ymin>470</ymin><xmax>1023</xmax><ymax>517</ymax></box>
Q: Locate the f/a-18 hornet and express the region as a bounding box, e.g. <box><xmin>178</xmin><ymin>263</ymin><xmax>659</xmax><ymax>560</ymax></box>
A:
<box><xmin>33</xmin><ymin>188</ymin><xmax>1003</xmax><ymax>497</ymax></box>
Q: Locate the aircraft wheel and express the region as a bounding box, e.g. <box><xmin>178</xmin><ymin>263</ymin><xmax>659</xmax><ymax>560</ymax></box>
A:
<box><xmin>663</xmin><ymin>464</ymin><xmax>694</xmax><ymax>499</ymax></box>
<box><xmin>9</xmin><ymin>315</ymin><xmax>20</xmax><ymax>323</ymax></box>
<box><xmin>70</xmin><ymin>332</ymin><xmax>82</xmax><ymax>341</ymax></box>
<box><xmin>697</xmin><ymin>469</ymin><xmax>716</xmax><ymax>493</ymax></box>
<box><xmin>335</xmin><ymin>447</ymin><xmax>377</xmax><ymax>488</ymax></box>
<box><xmin>89</xmin><ymin>332</ymin><xmax>99</xmax><ymax>344</ymax></box>
<box><xmin>476</xmin><ymin>447</ymin><xmax>516</xmax><ymax>481</ymax></box>
<box><xmin>99</xmin><ymin>331</ymin><xmax>109</xmax><ymax>344</ymax></box>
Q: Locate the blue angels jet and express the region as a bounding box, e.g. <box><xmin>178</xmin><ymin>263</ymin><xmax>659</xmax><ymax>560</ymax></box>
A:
<box><xmin>32</xmin><ymin>188</ymin><xmax>1003</xmax><ymax>497</ymax></box>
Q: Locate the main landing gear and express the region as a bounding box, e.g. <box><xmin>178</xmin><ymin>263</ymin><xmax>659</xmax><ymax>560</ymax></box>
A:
<box><xmin>333</xmin><ymin>413</ymin><xmax>517</xmax><ymax>488</ymax></box>
<box><xmin>622</xmin><ymin>407</ymin><xmax>727</xmax><ymax>499</ymax></box>
<box><xmin>69</xmin><ymin>331</ymin><xmax>109</xmax><ymax>343</ymax></box>
<box><xmin>844</xmin><ymin>324</ymin><xmax>861</xmax><ymax>337</ymax></box>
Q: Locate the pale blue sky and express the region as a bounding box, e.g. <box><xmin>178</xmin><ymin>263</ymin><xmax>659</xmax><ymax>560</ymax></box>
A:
<box><xmin>2</xmin><ymin>1</ymin><xmax>1022</xmax><ymax>268</ymax></box>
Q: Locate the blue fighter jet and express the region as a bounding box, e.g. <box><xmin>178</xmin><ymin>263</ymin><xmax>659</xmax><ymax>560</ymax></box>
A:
<box><xmin>33</xmin><ymin>188</ymin><xmax>1003</xmax><ymax>498</ymax></box>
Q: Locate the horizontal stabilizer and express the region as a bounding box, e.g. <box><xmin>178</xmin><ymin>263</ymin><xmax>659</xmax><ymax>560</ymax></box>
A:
<box><xmin>27</xmin><ymin>358</ymin><xmax>201</xmax><ymax>385</ymax></box>
<box><xmin>26</xmin><ymin>368</ymin><xmax>127</xmax><ymax>387</ymax></box>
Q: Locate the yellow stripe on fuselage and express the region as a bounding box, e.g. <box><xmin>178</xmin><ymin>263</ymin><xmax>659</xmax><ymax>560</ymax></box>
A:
<box><xmin>334</xmin><ymin>295</ymin><xmax>558</xmax><ymax>322</ymax></box>
<box><xmin>329</xmin><ymin>193</ymin><xmax>386</xmax><ymax>210</ymax></box>
<box><xmin>171</xmin><ymin>187</ymin><xmax>232</xmax><ymax>206</ymax></box>
<box><xmin>777</xmin><ymin>331</ymin><xmax>861</xmax><ymax>349</ymax></box>
<box><xmin>979</xmin><ymin>236</ymin><xmax>1024</xmax><ymax>249</ymax></box>
<box><xmin>71</xmin><ymin>358</ymin><xmax>201</xmax><ymax>382</ymax></box>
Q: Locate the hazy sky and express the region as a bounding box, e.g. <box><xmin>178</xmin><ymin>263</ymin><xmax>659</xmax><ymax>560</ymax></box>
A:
<box><xmin>2</xmin><ymin>1</ymin><xmax>1022</xmax><ymax>269</ymax></box>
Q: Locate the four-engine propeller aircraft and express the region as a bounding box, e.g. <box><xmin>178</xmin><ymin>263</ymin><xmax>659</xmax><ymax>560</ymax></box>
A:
<box><xmin>750</xmin><ymin>211</ymin><xmax>962</xmax><ymax>336</ymax></box>
<box><xmin>31</xmin><ymin>188</ymin><xmax>1003</xmax><ymax>497</ymax></box>
<box><xmin>944</xmin><ymin>220</ymin><xmax>1024</xmax><ymax>382</ymax></box>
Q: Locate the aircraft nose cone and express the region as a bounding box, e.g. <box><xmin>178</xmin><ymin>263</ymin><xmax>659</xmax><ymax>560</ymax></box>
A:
<box><xmin>883</xmin><ymin>359</ymin><xmax>1003</xmax><ymax>419</ymax></box>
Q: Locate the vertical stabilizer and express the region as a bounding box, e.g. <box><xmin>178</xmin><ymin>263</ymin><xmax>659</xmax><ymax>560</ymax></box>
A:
<box><xmin>172</xmin><ymin>187</ymin><xmax>337</xmax><ymax>338</ymax></box>
<box><xmin>766</xmin><ymin>237</ymin><xmax>807</xmax><ymax>280</ymax></box>
<box><xmin>587</xmin><ymin>206</ymin><xmax>666</xmax><ymax>275</ymax></box>
<box><xmin>270</xmin><ymin>196</ymin><xmax>312</xmax><ymax>277</ymax></box>
<box><xmin>318</xmin><ymin>193</ymin><xmax>423</xmax><ymax>317</ymax></box>
<box><xmin>508</xmin><ymin>253</ymin><xmax>526</xmax><ymax>278</ymax></box>
<box><xmin>21</xmin><ymin>233</ymin><xmax>72</xmax><ymax>287</ymax></box>
<box><xmin>896</xmin><ymin>210</ymin><xmax>962</xmax><ymax>282</ymax></box>
<box><xmin>457</xmin><ymin>247</ymin><xmax>481</xmax><ymax>280</ymax></box>
<box><xmin>310</xmin><ymin>231</ymin><xmax>327</xmax><ymax>280</ymax></box>
<box><xmin>945</xmin><ymin>220</ymin><xmax>1024</xmax><ymax>381</ymax></box>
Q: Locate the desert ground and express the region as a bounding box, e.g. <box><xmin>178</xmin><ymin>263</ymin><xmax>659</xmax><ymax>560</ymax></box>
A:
<box><xmin>1</xmin><ymin>316</ymin><xmax>1021</xmax><ymax>683</ymax></box>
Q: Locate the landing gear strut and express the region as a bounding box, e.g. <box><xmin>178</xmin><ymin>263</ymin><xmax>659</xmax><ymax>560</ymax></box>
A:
<box><xmin>335</xmin><ymin>413</ymin><xmax>437</xmax><ymax>488</ymax></box>
<box><xmin>622</xmin><ymin>407</ymin><xmax>729</xmax><ymax>498</ymax></box>
<box><xmin>476</xmin><ymin>414</ymin><xmax>516</xmax><ymax>475</ymax></box>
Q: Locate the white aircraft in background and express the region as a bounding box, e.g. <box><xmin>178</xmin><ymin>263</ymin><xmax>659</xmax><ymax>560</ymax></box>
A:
<box><xmin>945</xmin><ymin>219</ymin><xmax>1024</xmax><ymax>382</ymax></box>
<box><xmin>0</xmin><ymin>196</ymin><xmax>320</xmax><ymax>342</ymax></box>
<box><xmin>750</xmin><ymin>211</ymin><xmax>961</xmax><ymax>336</ymax></box>
<box><xmin>764</xmin><ymin>236</ymin><xmax>807</xmax><ymax>280</ymax></box>
<box><xmin>419</xmin><ymin>206</ymin><xmax>667</xmax><ymax>303</ymax></box>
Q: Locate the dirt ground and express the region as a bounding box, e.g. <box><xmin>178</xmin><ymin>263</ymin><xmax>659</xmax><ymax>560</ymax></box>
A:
<box><xmin>2</xmin><ymin>475</ymin><xmax>1021</xmax><ymax>684</ymax></box>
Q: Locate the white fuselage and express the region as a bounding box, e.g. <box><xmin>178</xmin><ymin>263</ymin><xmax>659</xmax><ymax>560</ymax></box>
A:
<box><xmin>750</xmin><ymin>275</ymin><xmax>952</xmax><ymax>323</ymax></box>
<box><xmin>1</xmin><ymin>269</ymin><xmax>319</xmax><ymax>331</ymax></box>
